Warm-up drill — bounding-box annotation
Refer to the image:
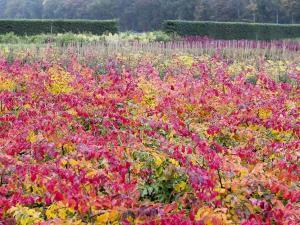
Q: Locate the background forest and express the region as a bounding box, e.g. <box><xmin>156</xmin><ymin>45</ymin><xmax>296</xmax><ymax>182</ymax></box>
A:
<box><xmin>0</xmin><ymin>0</ymin><xmax>300</xmax><ymax>31</ymax></box>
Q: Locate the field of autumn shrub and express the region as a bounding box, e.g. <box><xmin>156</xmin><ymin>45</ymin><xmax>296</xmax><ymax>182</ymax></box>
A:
<box><xmin>0</xmin><ymin>50</ymin><xmax>299</xmax><ymax>224</ymax></box>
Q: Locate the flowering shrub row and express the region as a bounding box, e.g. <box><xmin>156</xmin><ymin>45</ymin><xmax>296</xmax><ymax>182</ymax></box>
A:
<box><xmin>0</xmin><ymin>54</ymin><xmax>299</xmax><ymax>224</ymax></box>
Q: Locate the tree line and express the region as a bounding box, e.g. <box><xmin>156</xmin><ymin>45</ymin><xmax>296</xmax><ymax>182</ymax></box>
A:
<box><xmin>0</xmin><ymin>0</ymin><xmax>299</xmax><ymax>31</ymax></box>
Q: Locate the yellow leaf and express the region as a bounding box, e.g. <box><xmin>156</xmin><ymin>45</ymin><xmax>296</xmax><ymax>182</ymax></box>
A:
<box><xmin>174</xmin><ymin>181</ymin><xmax>187</xmax><ymax>192</ymax></box>
<box><xmin>86</xmin><ymin>170</ymin><xmax>98</xmax><ymax>178</ymax></box>
<box><xmin>110</xmin><ymin>210</ymin><xmax>119</xmax><ymax>221</ymax></box>
<box><xmin>0</xmin><ymin>79</ymin><xmax>16</xmax><ymax>91</ymax></box>
<box><xmin>58</xmin><ymin>208</ymin><xmax>67</xmax><ymax>219</ymax></box>
<box><xmin>67</xmin><ymin>108</ymin><xmax>77</xmax><ymax>116</ymax></box>
<box><xmin>195</xmin><ymin>206</ymin><xmax>213</xmax><ymax>221</ymax></box>
<box><xmin>27</xmin><ymin>131</ymin><xmax>37</xmax><ymax>143</ymax></box>
<box><xmin>96</xmin><ymin>210</ymin><xmax>119</xmax><ymax>224</ymax></box>
<box><xmin>69</xmin><ymin>159</ymin><xmax>79</xmax><ymax>166</ymax></box>
<box><xmin>240</xmin><ymin>168</ymin><xmax>248</xmax><ymax>178</ymax></box>
<box><xmin>46</xmin><ymin>204</ymin><xmax>58</xmax><ymax>219</ymax></box>
<box><xmin>64</xmin><ymin>142</ymin><xmax>76</xmax><ymax>153</ymax></box>
<box><xmin>258</xmin><ymin>108</ymin><xmax>272</xmax><ymax>120</ymax></box>
<box><xmin>152</xmin><ymin>153</ymin><xmax>164</xmax><ymax>166</ymax></box>
<box><xmin>215</xmin><ymin>187</ymin><xmax>226</xmax><ymax>194</ymax></box>
<box><xmin>269</xmin><ymin>154</ymin><xmax>276</xmax><ymax>160</ymax></box>
<box><xmin>61</xmin><ymin>159</ymin><xmax>68</xmax><ymax>166</ymax></box>
<box><xmin>169</xmin><ymin>158</ymin><xmax>179</xmax><ymax>167</ymax></box>
<box><xmin>24</xmin><ymin>104</ymin><xmax>31</xmax><ymax>109</ymax></box>
<box><xmin>96</xmin><ymin>212</ymin><xmax>110</xmax><ymax>224</ymax></box>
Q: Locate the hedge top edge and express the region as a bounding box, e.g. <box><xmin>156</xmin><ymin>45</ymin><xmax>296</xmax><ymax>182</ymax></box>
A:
<box><xmin>164</xmin><ymin>20</ymin><xmax>300</xmax><ymax>27</ymax></box>
<box><xmin>0</xmin><ymin>19</ymin><xmax>118</xmax><ymax>22</ymax></box>
<box><xmin>0</xmin><ymin>19</ymin><xmax>119</xmax><ymax>35</ymax></box>
<box><xmin>163</xmin><ymin>20</ymin><xmax>300</xmax><ymax>40</ymax></box>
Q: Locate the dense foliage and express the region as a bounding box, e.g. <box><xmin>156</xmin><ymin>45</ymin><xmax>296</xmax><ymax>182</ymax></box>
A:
<box><xmin>164</xmin><ymin>21</ymin><xmax>300</xmax><ymax>40</ymax></box>
<box><xmin>0</xmin><ymin>19</ymin><xmax>118</xmax><ymax>36</ymax></box>
<box><xmin>0</xmin><ymin>48</ymin><xmax>299</xmax><ymax>224</ymax></box>
<box><xmin>0</xmin><ymin>32</ymin><xmax>172</xmax><ymax>45</ymax></box>
<box><xmin>0</xmin><ymin>0</ymin><xmax>300</xmax><ymax>31</ymax></box>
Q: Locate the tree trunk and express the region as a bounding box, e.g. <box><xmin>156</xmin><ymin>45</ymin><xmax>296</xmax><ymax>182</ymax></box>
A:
<box><xmin>237</xmin><ymin>0</ymin><xmax>240</xmax><ymax>20</ymax></box>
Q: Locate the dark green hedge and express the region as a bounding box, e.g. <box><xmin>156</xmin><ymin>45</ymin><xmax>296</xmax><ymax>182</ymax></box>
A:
<box><xmin>0</xmin><ymin>19</ymin><xmax>118</xmax><ymax>35</ymax></box>
<box><xmin>163</xmin><ymin>20</ymin><xmax>300</xmax><ymax>40</ymax></box>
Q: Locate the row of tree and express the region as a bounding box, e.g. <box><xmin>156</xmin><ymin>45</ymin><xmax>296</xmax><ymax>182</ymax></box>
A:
<box><xmin>0</xmin><ymin>0</ymin><xmax>299</xmax><ymax>31</ymax></box>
